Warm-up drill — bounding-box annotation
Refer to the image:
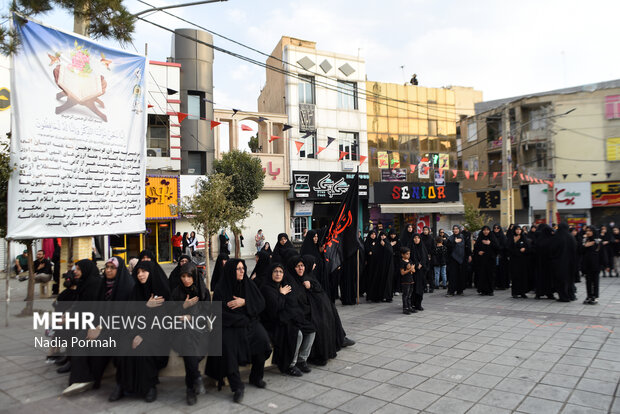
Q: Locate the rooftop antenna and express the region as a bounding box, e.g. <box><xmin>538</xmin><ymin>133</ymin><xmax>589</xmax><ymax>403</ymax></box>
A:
<box><xmin>400</xmin><ymin>65</ymin><xmax>406</xmax><ymax>84</ymax></box>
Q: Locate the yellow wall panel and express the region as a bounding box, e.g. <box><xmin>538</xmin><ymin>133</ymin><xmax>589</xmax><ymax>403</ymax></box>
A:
<box><xmin>437</xmin><ymin>89</ymin><xmax>446</xmax><ymax>105</ymax></box>
<box><xmin>377</xmin><ymin>116</ymin><xmax>388</xmax><ymax>133</ymax></box>
<box><xmin>399</xmin><ymin>118</ymin><xmax>409</xmax><ymax>134</ymax></box>
<box><xmin>408</xmin><ymin>119</ymin><xmax>419</xmax><ymax>135</ymax></box>
<box><xmin>417</xmin><ymin>87</ymin><xmax>427</xmax><ymax>104</ymax></box>
<box><xmin>447</xmin><ymin>122</ymin><xmax>456</xmax><ymax>135</ymax></box>
<box><xmin>438</xmin><ymin>120</ymin><xmax>447</xmax><ymax>136</ymax></box>
<box><xmin>427</xmin><ymin>87</ymin><xmax>436</xmax><ymax>102</ymax></box>
<box><xmin>388</xmin><ymin>117</ymin><xmax>398</xmax><ymax>134</ymax></box>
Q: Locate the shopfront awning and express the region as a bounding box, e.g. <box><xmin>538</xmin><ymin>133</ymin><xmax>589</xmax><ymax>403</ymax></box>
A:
<box><xmin>379</xmin><ymin>203</ymin><xmax>465</xmax><ymax>215</ymax></box>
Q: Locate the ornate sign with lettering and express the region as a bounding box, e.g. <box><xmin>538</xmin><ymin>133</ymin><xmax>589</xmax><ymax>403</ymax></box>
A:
<box><xmin>145</xmin><ymin>176</ymin><xmax>179</xmax><ymax>220</ymax></box>
<box><xmin>292</xmin><ymin>171</ymin><xmax>369</xmax><ymax>201</ymax></box>
<box><xmin>374</xmin><ymin>182</ymin><xmax>460</xmax><ymax>204</ymax></box>
<box><xmin>299</xmin><ymin>103</ymin><xmax>315</xmax><ymax>131</ymax></box>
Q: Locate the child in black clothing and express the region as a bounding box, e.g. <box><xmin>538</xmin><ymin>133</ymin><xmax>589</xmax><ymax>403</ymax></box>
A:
<box><xmin>400</xmin><ymin>247</ymin><xmax>416</xmax><ymax>314</ymax></box>
<box><xmin>432</xmin><ymin>236</ymin><xmax>448</xmax><ymax>289</ymax></box>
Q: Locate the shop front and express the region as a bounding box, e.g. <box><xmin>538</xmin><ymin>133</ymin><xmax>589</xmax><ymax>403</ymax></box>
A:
<box><xmin>371</xmin><ymin>182</ymin><xmax>464</xmax><ymax>235</ymax></box>
<box><xmin>529</xmin><ymin>182</ymin><xmax>592</xmax><ymax>226</ymax></box>
<box><xmin>109</xmin><ymin>175</ymin><xmax>179</xmax><ymax>263</ymax></box>
<box><xmin>290</xmin><ymin>171</ymin><xmax>369</xmax><ymax>241</ymax></box>
<box><xmin>590</xmin><ymin>181</ymin><xmax>620</xmax><ymax>225</ymax></box>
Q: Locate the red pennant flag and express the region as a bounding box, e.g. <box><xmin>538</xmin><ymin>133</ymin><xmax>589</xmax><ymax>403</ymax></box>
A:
<box><xmin>519</xmin><ymin>173</ymin><xmax>525</xmax><ymax>181</ymax></box>
<box><xmin>359</xmin><ymin>155</ymin><xmax>367</xmax><ymax>166</ymax></box>
<box><xmin>210</xmin><ymin>120</ymin><xmax>221</xmax><ymax>130</ymax></box>
<box><xmin>501</xmin><ymin>172</ymin><xmax>506</xmax><ymax>177</ymax></box>
<box><xmin>513</xmin><ymin>171</ymin><xmax>518</xmax><ymax>178</ymax></box>
<box><xmin>464</xmin><ymin>171</ymin><xmax>470</xmax><ymax>179</ymax></box>
<box><xmin>316</xmin><ymin>146</ymin><xmax>326</xmax><ymax>155</ymax></box>
<box><xmin>177</xmin><ymin>112</ymin><xmax>188</xmax><ymax>123</ymax></box>
<box><xmin>338</xmin><ymin>151</ymin><xmax>349</xmax><ymax>161</ymax></box>
<box><xmin>241</xmin><ymin>124</ymin><xmax>253</xmax><ymax>131</ymax></box>
<box><xmin>481</xmin><ymin>171</ymin><xmax>487</xmax><ymax>179</ymax></box>
<box><xmin>474</xmin><ymin>172</ymin><xmax>479</xmax><ymax>181</ymax></box>
<box><xmin>294</xmin><ymin>141</ymin><xmax>304</xmax><ymax>154</ymax></box>
<box><xmin>269</xmin><ymin>135</ymin><xmax>281</xmax><ymax>143</ymax></box>
<box><xmin>492</xmin><ymin>172</ymin><xmax>498</xmax><ymax>180</ymax></box>
<box><xmin>451</xmin><ymin>169</ymin><xmax>458</xmax><ymax>178</ymax></box>
<box><xmin>147</xmin><ymin>104</ymin><xmax>154</xmax><ymax>108</ymax></box>
<box><xmin>410</xmin><ymin>164</ymin><xmax>417</xmax><ymax>173</ymax></box>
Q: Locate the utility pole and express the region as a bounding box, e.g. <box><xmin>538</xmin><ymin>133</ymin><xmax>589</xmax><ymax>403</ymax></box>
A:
<box><xmin>500</xmin><ymin>105</ymin><xmax>514</xmax><ymax>228</ymax></box>
<box><xmin>546</xmin><ymin>106</ymin><xmax>558</xmax><ymax>224</ymax></box>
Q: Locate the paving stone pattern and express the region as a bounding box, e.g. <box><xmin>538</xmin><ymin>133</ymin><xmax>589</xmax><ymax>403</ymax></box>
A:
<box><xmin>1</xmin><ymin>268</ymin><xmax>619</xmax><ymax>413</ymax></box>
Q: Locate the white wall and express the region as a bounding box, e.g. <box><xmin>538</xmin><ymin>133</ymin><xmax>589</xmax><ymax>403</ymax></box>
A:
<box><xmin>238</xmin><ymin>191</ymin><xmax>287</xmax><ymax>258</ymax></box>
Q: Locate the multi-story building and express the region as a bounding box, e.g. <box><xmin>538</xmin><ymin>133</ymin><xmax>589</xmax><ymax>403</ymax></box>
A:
<box><xmin>460</xmin><ymin>79</ymin><xmax>620</xmax><ymax>227</ymax></box>
<box><xmin>258</xmin><ymin>36</ymin><xmax>369</xmax><ymax>241</ymax></box>
<box><xmin>366</xmin><ymin>81</ymin><xmax>482</xmax><ymax>233</ymax></box>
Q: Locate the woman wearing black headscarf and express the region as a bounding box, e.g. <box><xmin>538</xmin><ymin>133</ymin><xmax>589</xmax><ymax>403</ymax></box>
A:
<box><xmin>492</xmin><ymin>224</ymin><xmax>509</xmax><ymax>290</ymax></box>
<box><xmin>110</xmin><ymin>261</ymin><xmax>170</xmax><ymax>403</ymax></box>
<box><xmin>300</xmin><ymin>230</ymin><xmax>327</xmax><ymax>291</ymax></box>
<box><xmin>287</xmin><ymin>256</ymin><xmax>352</xmax><ymax>366</ymax></box>
<box><xmin>473</xmin><ymin>226</ymin><xmax>498</xmax><ymax>296</ymax></box>
<box><xmin>171</xmin><ymin>262</ymin><xmax>210</xmax><ymax>406</ymax></box>
<box><xmin>411</xmin><ymin>234</ymin><xmax>429</xmax><ymax>310</ymax></box>
<box><xmin>388</xmin><ymin>230</ymin><xmax>401</xmax><ymax>296</ymax></box>
<box><xmin>508</xmin><ymin>226</ymin><xmax>529</xmax><ymax>298</ymax></box>
<box><xmin>534</xmin><ymin>224</ymin><xmax>556</xmax><ymax>300</ymax></box>
<box><xmin>62</xmin><ymin>259</ymin><xmax>104</xmax><ymax>396</ymax></box>
<box><xmin>210</xmin><ymin>253</ymin><xmax>228</xmax><ymax>292</ymax></box>
<box><xmin>272</xmin><ymin>233</ymin><xmax>295</xmax><ymax>259</ymax></box>
<box><xmin>581</xmin><ymin>226</ymin><xmax>601</xmax><ymax>304</ymax></box>
<box><xmin>361</xmin><ymin>231</ymin><xmax>378</xmax><ymax>297</ymax></box>
<box><xmin>169</xmin><ymin>254</ymin><xmax>192</xmax><ymax>292</ymax></box>
<box><xmin>550</xmin><ymin>222</ymin><xmax>577</xmax><ymax>302</ymax></box>
<box><xmin>250</xmin><ymin>250</ymin><xmax>271</xmax><ymax>288</ymax></box>
<box><xmin>135</xmin><ymin>250</ymin><xmax>168</xmax><ymax>285</ymax></box>
<box><xmin>420</xmin><ymin>226</ymin><xmax>435</xmax><ymax>293</ymax></box>
<box><xmin>366</xmin><ymin>232</ymin><xmax>394</xmax><ymax>303</ymax></box>
<box><xmin>205</xmin><ymin>259</ymin><xmax>271</xmax><ymax>404</ymax></box>
<box><xmin>261</xmin><ymin>242</ymin><xmax>273</xmax><ymax>256</ymax></box>
<box><xmin>260</xmin><ymin>263</ymin><xmax>315</xmax><ymax>376</ymax></box>
<box><xmin>526</xmin><ymin>225</ymin><xmax>538</xmax><ymax>291</ymax></box>
<box><xmin>446</xmin><ymin>225</ymin><xmax>470</xmax><ymax>296</ymax></box>
<box><xmin>400</xmin><ymin>223</ymin><xmax>415</xmax><ymax>250</ymax></box>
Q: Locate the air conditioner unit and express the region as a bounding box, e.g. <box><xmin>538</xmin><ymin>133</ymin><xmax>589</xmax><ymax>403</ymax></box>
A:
<box><xmin>147</xmin><ymin>148</ymin><xmax>162</xmax><ymax>157</ymax></box>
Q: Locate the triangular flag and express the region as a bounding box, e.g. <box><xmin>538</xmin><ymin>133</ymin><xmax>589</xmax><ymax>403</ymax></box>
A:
<box><xmin>269</xmin><ymin>135</ymin><xmax>281</xmax><ymax>143</ymax></box>
<box><xmin>294</xmin><ymin>141</ymin><xmax>304</xmax><ymax>154</ymax></box>
<box><xmin>327</xmin><ymin>137</ymin><xmax>336</xmax><ymax>147</ymax></box>
<box><xmin>592</xmin><ymin>173</ymin><xmax>598</xmax><ymax>176</ymax></box>
<box><xmin>167</xmin><ymin>88</ymin><xmax>177</xmax><ymax>95</ymax></box>
<box><xmin>410</xmin><ymin>164</ymin><xmax>417</xmax><ymax>173</ymax></box>
<box><xmin>257</xmin><ymin>116</ymin><xmax>268</xmax><ymax>123</ymax></box>
<box><xmin>577</xmin><ymin>174</ymin><xmax>582</xmax><ymax>178</ymax></box>
<box><xmin>562</xmin><ymin>174</ymin><xmax>568</xmax><ymax>179</ymax></box>
<box><xmin>513</xmin><ymin>171</ymin><xmax>518</xmax><ymax>178</ymax></box>
<box><xmin>283</xmin><ymin>124</ymin><xmax>293</xmax><ymax>132</ymax></box>
<box><xmin>492</xmin><ymin>172</ymin><xmax>498</xmax><ymax>180</ymax></box>
<box><xmin>316</xmin><ymin>146</ymin><xmax>326</xmax><ymax>155</ymax></box>
<box><xmin>519</xmin><ymin>173</ymin><xmax>524</xmax><ymax>180</ymax></box>
<box><xmin>177</xmin><ymin>112</ymin><xmax>188</xmax><ymax>123</ymax></box>
<box><xmin>232</xmin><ymin>108</ymin><xmax>240</xmax><ymax>116</ymax></box>
<box><xmin>359</xmin><ymin>155</ymin><xmax>367</xmax><ymax>166</ymax></box>
<box><xmin>241</xmin><ymin>124</ymin><xmax>253</xmax><ymax>131</ymax></box>
<box><xmin>607</xmin><ymin>173</ymin><xmax>612</xmax><ymax>179</ymax></box>
<box><xmin>481</xmin><ymin>172</ymin><xmax>487</xmax><ymax>179</ymax></box>
<box><xmin>210</xmin><ymin>120</ymin><xmax>221</xmax><ymax>130</ymax></box>
<box><xmin>147</xmin><ymin>104</ymin><xmax>154</xmax><ymax>108</ymax></box>
<box><xmin>339</xmin><ymin>151</ymin><xmax>349</xmax><ymax>161</ymax></box>
<box><xmin>302</xmin><ymin>131</ymin><xmax>312</xmax><ymax>139</ymax></box>
<box><xmin>464</xmin><ymin>171</ymin><xmax>470</xmax><ymax>179</ymax></box>
<box><xmin>500</xmin><ymin>172</ymin><xmax>506</xmax><ymax>177</ymax></box>
<box><xmin>474</xmin><ymin>172</ymin><xmax>479</xmax><ymax>181</ymax></box>
<box><xmin>451</xmin><ymin>169</ymin><xmax>457</xmax><ymax>178</ymax></box>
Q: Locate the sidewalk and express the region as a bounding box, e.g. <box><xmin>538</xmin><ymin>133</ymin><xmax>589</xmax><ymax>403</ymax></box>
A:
<box><xmin>0</xmin><ymin>273</ymin><xmax>619</xmax><ymax>413</ymax></box>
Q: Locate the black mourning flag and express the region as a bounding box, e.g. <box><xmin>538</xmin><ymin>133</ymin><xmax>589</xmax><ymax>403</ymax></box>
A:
<box><xmin>322</xmin><ymin>173</ymin><xmax>359</xmax><ymax>273</ymax></box>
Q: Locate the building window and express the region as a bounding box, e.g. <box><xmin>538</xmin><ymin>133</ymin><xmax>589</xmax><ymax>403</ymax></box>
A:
<box><xmin>187</xmin><ymin>151</ymin><xmax>206</xmax><ymax>175</ymax></box>
<box><xmin>467</xmin><ymin>156</ymin><xmax>479</xmax><ymax>173</ymax></box>
<box><xmin>299</xmin><ymin>131</ymin><xmax>317</xmax><ymax>158</ymax></box>
<box><xmin>428</xmin><ymin>119</ymin><xmax>438</xmax><ymax>136</ymax></box>
<box><xmin>292</xmin><ymin>217</ymin><xmax>308</xmax><ymax>241</ymax></box>
<box><xmin>337</xmin><ymin>80</ymin><xmax>358</xmax><ymax>110</ymax></box>
<box><xmin>530</xmin><ymin>107</ymin><xmax>547</xmax><ymax>130</ymax></box>
<box><xmin>536</xmin><ymin>146</ymin><xmax>548</xmax><ymax>168</ymax></box>
<box><xmin>187</xmin><ymin>90</ymin><xmax>205</xmax><ymax>120</ymax></box>
<box><xmin>605</xmin><ymin>95</ymin><xmax>620</xmax><ymax>119</ymax></box>
<box><xmin>467</xmin><ymin>121</ymin><xmax>478</xmax><ymax>142</ymax></box>
<box><xmin>339</xmin><ymin>131</ymin><xmax>359</xmax><ymax>161</ymax></box>
<box><xmin>147</xmin><ymin>114</ymin><xmax>169</xmax><ymax>157</ymax></box>
<box><xmin>486</xmin><ymin>116</ymin><xmax>502</xmax><ymax>141</ymax></box>
<box><xmin>298</xmin><ymin>75</ymin><xmax>315</xmax><ymax>104</ymax></box>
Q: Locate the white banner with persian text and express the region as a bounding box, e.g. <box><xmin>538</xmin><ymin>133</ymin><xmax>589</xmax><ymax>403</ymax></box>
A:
<box><xmin>7</xmin><ymin>17</ymin><xmax>147</xmax><ymax>239</ymax></box>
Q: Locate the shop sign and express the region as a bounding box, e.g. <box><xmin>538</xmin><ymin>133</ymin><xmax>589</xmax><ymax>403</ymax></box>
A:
<box><xmin>145</xmin><ymin>175</ymin><xmax>179</xmax><ymax>219</ymax></box>
<box><xmin>462</xmin><ymin>189</ymin><xmax>523</xmax><ymax>211</ymax></box>
<box><xmin>292</xmin><ymin>171</ymin><xmax>369</xmax><ymax>201</ymax></box>
<box><xmin>377</xmin><ymin>151</ymin><xmax>389</xmax><ymax>168</ymax></box>
<box><xmin>529</xmin><ymin>182</ymin><xmax>592</xmax><ymax>210</ymax></box>
<box><xmin>591</xmin><ymin>181</ymin><xmax>620</xmax><ymax>207</ymax></box>
<box><xmin>381</xmin><ymin>168</ymin><xmax>407</xmax><ymax>182</ymax></box>
<box><xmin>374</xmin><ymin>182</ymin><xmax>460</xmax><ymax>204</ymax></box>
<box><xmin>293</xmin><ymin>201</ymin><xmax>314</xmax><ymax>216</ymax></box>
<box><xmin>258</xmin><ymin>154</ymin><xmax>287</xmax><ymax>189</ymax></box>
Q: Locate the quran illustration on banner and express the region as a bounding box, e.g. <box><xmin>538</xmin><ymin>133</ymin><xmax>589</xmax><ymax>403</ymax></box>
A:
<box><xmin>7</xmin><ymin>17</ymin><xmax>147</xmax><ymax>239</ymax></box>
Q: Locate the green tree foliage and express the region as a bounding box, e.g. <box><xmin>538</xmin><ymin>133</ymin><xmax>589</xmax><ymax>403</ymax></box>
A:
<box><xmin>248</xmin><ymin>135</ymin><xmax>259</xmax><ymax>153</ymax></box>
<box><xmin>213</xmin><ymin>150</ymin><xmax>265</xmax><ymax>256</ymax></box>
<box><xmin>1</xmin><ymin>0</ymin><xmax>136</xmax><ymax>55</ymax></box>
<box><xmin>179</xmin><ymin>173</ymin><xmax>244</xmax><ymax>283</ymax></box>
<box><xmin>463</xmin><ymin>202</ymin><xmax>490</xmax><ymax>233</ymax></box>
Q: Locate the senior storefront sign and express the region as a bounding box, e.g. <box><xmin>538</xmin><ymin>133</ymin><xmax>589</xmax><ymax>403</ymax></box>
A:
<box><xmin>529</xmin><ymin>182</ymin><xmax>592</xmax><ymax>210</ymax></box>
<box><xmin>373</xmin><ymin>182</ymin><xmax>463</xmax><ymax>214</ymax></box>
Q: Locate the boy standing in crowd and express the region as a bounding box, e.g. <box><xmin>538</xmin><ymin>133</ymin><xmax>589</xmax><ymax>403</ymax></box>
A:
<box><xmin>400</xmin><ymin>247</ymin><xmax>416</xmax><ymax>314</ymax></box>
<box><xmin>433</xmin><ymin>236</ymin><xmax>448</xmax><ymax>289</ymax></box>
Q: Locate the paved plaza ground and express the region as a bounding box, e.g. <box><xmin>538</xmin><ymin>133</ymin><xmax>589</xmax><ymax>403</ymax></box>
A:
<box><xmin>0</xmin><ymin>265</ymin><xmax>619</xmax><ymax>414</ymax></box>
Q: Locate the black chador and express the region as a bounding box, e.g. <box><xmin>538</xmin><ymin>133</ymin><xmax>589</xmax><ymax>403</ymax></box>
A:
<box><xmin>205</xmin><ymin>259</ymin><xmax>271</xmax><ymax>402</ymax></box>
<box><xmin>473</xmin><ymin>226</ymin><xmax>498</xmax><ymax>296</ymax></box>
<box><xmin>446</xmin><ymin>226</ymin><xmax>470</xmax><ymax>295</ymax></box>
<box><xmin>300</xmin><ymin>230</ymin><xmax>328</xmax><ymax>292</ymax></box>
<box><xmin>388</xmin><ymin>230</ymin><xmax>401</xmax><ymax>294</ymax></box>
<box><xmin>366</xmin><ymin>232</ymin><xmax>394</xmax><ymax>302</ymax></box>
<box><xmin>210</xmin><ymin>253</ymin><xmax>228</xmax><ymax>292</ymax></box>
<box><xmin>534</xmin><ymin>224</ymin><xmax>556</xmax><ymax>299</ymax></box>
<box><xmin>508</xmin><ymin>227</ymin><xmax>529</xmax><ymax>298</ymax></box>
<box><xmin>492</xmin><ymin>225</ymin><xmax>510</xmax><ymax>290</ymax></box>
<box><xmin>250</xmin><ymin>251</ymin><xmax>271</xmax><ymax>288</ymax></box>
<box><xmin>550</xmin><ymin>223</ymin><xmax>577</xmax><ymax>302</ymax></box>
<box><xmin>361</xmin><ymin>231</ymin><xmax>378</xmax><ymax>296</ymax></box>
<box><xmin>169</xmin><ymin>254</ymin><xmax>192</xmax><ymax>293</ymax></box>
<box><xmin>411</xmin><ymin>234</ymin><xmax>429</xmax><ymax>310</ymax></box>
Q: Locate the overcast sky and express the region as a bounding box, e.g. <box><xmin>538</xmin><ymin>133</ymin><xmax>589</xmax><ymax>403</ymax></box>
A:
<box><xmin>20</xmin><ymin>0</ymin><xmax>620</xmax><ymax>112</ymax></box>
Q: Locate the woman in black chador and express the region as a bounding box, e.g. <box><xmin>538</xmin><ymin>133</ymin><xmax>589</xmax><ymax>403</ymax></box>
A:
<box><xmin>366</xmin><ymin>232</ymin><xmax>394</xmax><ymax>302</ymax></box>
<box><xmin>388</xmin><ymin>230</ymin><xmax>401</xmax><ymax>295</ymax></box>
<box><xmin>400</xmin><ymin>223</ymin><xmax>414</xmax><ymax>250</ymax></box>
<box><xmin>110</xmin><ymin>261</ymin><xmax>170</xmax><ymax>403</ymax></box>
<box><xmin>411</xmin><ymin>234</ymin><xmax>429</xmax><ymax>311</ymax></box>
<box><xmin>508</xmin><ymin>226</ymin><xmax>529</xmax><ymax>298</ymax></box>
<box><xmin>550</xmin><ymin>223</ymin><xmax>577</xmax><ymax>302</ymax></box>
<box><xmin>210</xmin><ymin>253</ymin><xmax>228</xmax><ymax>292</ymax></box>
<box><xmin>534</xmin><ymin>224</ymin><xmax>555</xmax><ymax>300</ymax></box>
<box><xmin>300</xmin><ymin>230</ymin><xmax>327</xmax><ymax>292</ymax></box>
<box><xmin>446</xmin><ymin>225</ymin><xmax>470</xmax><ymax>296</ymax></box>
<box><xmin>492</xmin><ymin>224</ymin><xmax>509</xmax><ymax>290</ymax></box>
<box><xmin>250</xmin><ymin>250</ymin><xmax>271</xmax><ymax>288</ymax></box>
<box><xmin>473</xmin><ymin>226</ymin><xmax>498</xmax><ymax>296</ymax></box>
<box><xmin>260</xmin><ymin>263</ymin><xmax>315</xmax><ymax>376</ymax></box>
<box><xmin>205</xmin><ymin>259</ymin><xmax>271</xmax><ymax>404</ymax></box>
<box><xmin>272</xmin><ymin>233</ymin><xmax>295</xmax><ymax>259</ymax></box>
<box><xmin>170</xmin><ymin>262</ymin><xmax>210</xmax><ymax>406</ymax></box>
<box><xmin>581</xmin><ymin>226</ymin><xmax>601</xmax><ymax>304</ymax></box>
<box><xmin>362</xmin><ymin>230</ymin><xmax>378</xmax><ymax>297</ymax></box>
<box><xmin>169</xmin><ymin>254</ymin><xmax>192</xmax><ymax>292</ymax></box>
<box><xmin>289</xmin><ymin>255</ymin><xmax>354</xmax><ymax>366</ymax></box>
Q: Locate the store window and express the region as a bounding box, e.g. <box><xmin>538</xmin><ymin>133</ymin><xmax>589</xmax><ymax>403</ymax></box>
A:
<box><xmin>144</xmin><ymin>221</ymin><xmax>172</xmax><ymax>263</ymax></box>
<box><xmin>292</xmin><ymin>217</ymin><xmax>308</xmax><ymax>241</ymax></box>
<box><xmin>339</xmin><ymin>131</ymin><xmax>359</xmax><ymax>161</ymax></box>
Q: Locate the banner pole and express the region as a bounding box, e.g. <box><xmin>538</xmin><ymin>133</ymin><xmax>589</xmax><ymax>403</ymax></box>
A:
<box><xmin>356</xmin><ymin>167</ymin><xmax>360</xmax><ymax>305</ymax></box>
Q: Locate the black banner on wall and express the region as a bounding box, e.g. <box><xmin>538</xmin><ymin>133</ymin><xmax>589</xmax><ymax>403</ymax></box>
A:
<box><xmin>292</xmin><ymin>171</ymin><xmax>369</xmax><ymax>201</ymax></box>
